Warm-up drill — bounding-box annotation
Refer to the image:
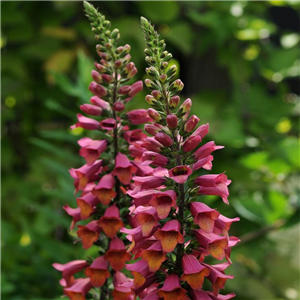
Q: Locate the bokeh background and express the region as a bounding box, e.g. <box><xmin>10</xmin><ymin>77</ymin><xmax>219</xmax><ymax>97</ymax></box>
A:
<box><xmin>1</xmin><ymin>1</ymin><xmax>299</xmax><ymax>300</ymax></box>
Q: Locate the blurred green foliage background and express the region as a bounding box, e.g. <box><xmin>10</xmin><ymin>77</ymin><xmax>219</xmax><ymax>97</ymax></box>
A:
<box><xmin>1</xmin><ymin>1</ymin><xmax>299</xmax><ymax>299</ymax></box>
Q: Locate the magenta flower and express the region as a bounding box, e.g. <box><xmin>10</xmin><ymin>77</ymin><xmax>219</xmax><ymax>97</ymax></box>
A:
<box><xmin>78</xmin><ymin>137</ymin><xmax>107</xmax><ymax>165</ymax></box>
<box><xmin>92</xmin><ymin>174</ymin><xmax>116</xmax><ymax>205</ymax></box>
<box><xmin>80</xmin><ymin>103</ymin><xmax>103</xmax><ymax>116</ymax></box>
<box><xmin>64</xmin><ymin>278</ymin><xmax>92</xmax><ymax>300</ymax></box>
<box><xmin>112</xmin><ymin>152</ymin><xmax>136</xmax><ymax>185</ymax></box>
<box><xmin>141</xmin><ymin>151</ymin><xmax>169</xmax><ymax>167</ymax></box>
<box><xmin>195</xmin><ymin>174</ymin><xmax>231</xmax><ymax>204</ymax></box>
<box><xmin>99</xmin><ymin>118</ymin><xmax>116</xmax><ymax>130</ymax></box>
<box><xmin>168</xmin><ymin>165</ymin><xmax>192</xmax><ymax>184</ymax></box>
<box><xmin>84</xmin><ymin>256</ymin><xmax>110</xmax><ymax>287</ymax></box>
<box><xmin>76</xmin><ymin>192</ymin><xmax>99</xmax><ymax>219</ymax></box>
<box><xmin>89</xmin><ymin>81</ymin><xmax>107</xmax><ymax>97</ymax></box>
<box><xmin>127</xmin><ymin>109</ymin><xmax>152</xmax><ymax>125</ymax></box>
<box><xmin>71</xmin><ymin>113</ymin><xmax>100</xmax><ymax>130</ymax></box>
<box><xmin>149</xmin><ymin>190</ymin><xmax>177</xmax><ymax>219</ymax></box>
<box><xmin>77</xmin><ymin>220</ymin><xmax>102</xmax><ymax>249</ymax></box>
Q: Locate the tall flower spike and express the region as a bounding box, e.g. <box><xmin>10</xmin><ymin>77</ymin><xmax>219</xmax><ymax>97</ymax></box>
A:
<box><xmin>125</xmin><ymin>17</ymin><xmax>239</xmax><ymax>299</ymax></box>
<box><xmin>54</xmin><ymin>2</ymin><xmax>146</xmax><ymax>299</ymax></box>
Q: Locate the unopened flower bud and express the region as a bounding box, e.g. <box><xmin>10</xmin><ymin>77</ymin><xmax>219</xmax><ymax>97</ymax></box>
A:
<box><xmin>145</xmin><ymin>56</ymin><xmax>156</xmax><ymax>65</ymax></box>
<box><xmin>100</xmin><ymin>52</ymin><xmax>111</xmax><ymax>61</ymax></box>
<box><xmin>144</xmin><ymin>124</ymin><xmax>161</xmax><ymax>136</ymax></box>
<box><xmin>146</xmin><ymin>66</ymin><xmax>159</xmax><ymax>77</ymax></box>
<box><xmin>116</xmin><ymin>46</ymin><xmax>124</xmax><ymax>54</ymax></box>
<box><xmin>151</xmin><ymin>90</ymin><xmax>162</xmax><ymax>100</ymax></box>
<box><xmin>124</xmin><ymin>62</ymin><xmax>134</xmax><ymax>73</ymax></box>
<box><xmin>96</xmin><ymin>44</ymin><xmax>106</xmax><ymax>53</ymax></box>
<box><xmin>128</xmin><ymin>81</ymin><xmax>143</xmax><ymax>97</ymax></box>
<box><xmin>94</xmin><ymin>62</ymin><xmax>107</xmax><ymax>73</ymax></box>
<box><xmin>89</xmin><ymin>82</ymin><xmax>107</xmax><ymax>97</ymax></box>
<box><xmin>145</xmin><ymin>95</ymin><xmax>156</xmax><ymax>105</ymax></box>
<box><xmin>122</xmin><ymin>54</ymin><xmax>131</xmax><ymax>65</ymax></box>
<box><xmin>163</xmin><ymin>53</ymin><xmax>173</xmax><ymax>62</ymax></box>
<box><xmin>118</xmin><ymin>85</ymin><xmax>131</xmax><ymax>95</ymax></box>
<box><xmin>160</xmin><ymin>51</ymin><xmax>168</xmax><ymax>59</ymax></box>
<box><xmin>159</xmin><ymin>74</ymin><xmax>167</xmax><ymax>84</ymax></box>
<box><xmin>169</xmin><ymin>79</ymin><xmax>184</xmax><ymax>93</ymax></box>
<box><xmin>148</xmin><ymin>108</ymin><xmax>162</xmax><ymax>122</ymax></box>
<box><xmin>184</xmin><ymin>115</ymin><xmax>200</xmax><ymax>132</ymax></box>
<box><xmin>113</xmin><ymin>102</ymin><xmax>125</xmax><ymax>112</ymax></box>
<box><xmin>161</xmin><ymin>61</ymin><xmax>168</xmax><ymax>70</ymax></box>
<box><xmin>128</xmin><ymin>67</ymin><xmax>137</xmax><ymax>79</ymax></box>
<box><xmin>166</xmin><ymin>114</ymin><xmax>178</xmax><ymax>129</ymax></box>
<box><xmin>166</xmin><ymin>65</ymin><xmax>177</xmax><ymax>79</ymax></box>
<box><xmin>105</xmin><ymin>43</ymin><xmax>112</xmax><ymax>50</ymax></box>
<box><xmin>169</xmin><ymin>95</ymin><xmax>180</xmax><ymax>108</ymax></box>
<box><xmin>91</xmin><ymin>70</ymin><xmax>102</xmax><ymax>83</ymax></box>
<box><xmin>123</xmin><ymin>44</ymin><xmax>131</xmax><ymax>54</ymax></box>
<box><xmin>110</xmin><ymin>28</ymin><xmax>120</xmax><ymax>39</ymax></box>
<box><xmin>80</xmin><ymin>104</ymin><xmax>103</xmax><ymax>116</ymax></box>
<box><xmin>114</xmin><ymin>60</ymin><xmax>122</xmax><ymax>68</ymax></box>
<box><xmin>145</xmin><ymin>79</ymin><xmax>159</xmax><ymax>90</ymax></box>
<box><xmin>155</xmin><ymin>132</ymin><xmax>173</xmax><ymax>147</ymax></box>
<box><xmin>182</xmin><ymin>135</ymin><xmax>202</xmax><ymax>152</ymax></box>
<box><xmin>102</xmin><ymin>74</ymin><xmax>113</xmax><ymax>84</ymax></box>
<box><xmin>179</xmin><ymin>98</ymin><xmax>192</xmax><ymax>114</ymax></box>
<box><xmin>103</xmin><ymin>20</ymin><xmax>111</xmax><ymax>29</ymax></box>
<box><xmin>144</xmin><ymin>48</ymin><xmax>153</xmax><ymax>56</ymax></box>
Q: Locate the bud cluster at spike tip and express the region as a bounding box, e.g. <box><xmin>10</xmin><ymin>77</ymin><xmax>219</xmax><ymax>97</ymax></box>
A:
<box><xmin>122</xmin><ymin>17</ymin><xmax>240</xmax><ymax>300</ymax></box>
<box><xmin>53</xmin><ymin>3</ymin><xmax>151</xmax><ymax>300</ymax></box>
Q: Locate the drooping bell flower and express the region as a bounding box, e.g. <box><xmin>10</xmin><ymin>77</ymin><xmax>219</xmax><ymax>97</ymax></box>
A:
<box><xmin>76</xmin><ymin>192</ymin><xmax>99</xmax><ymax>219</ymax></box>
<box><xmin>64</xmin><ymin>278</ymin><xmax>92</xmax><ymax>300</ymax></box>
<box><xmin>104</xmin><ymin>237</ymin><xmax>131</xmax><ymax>271</ymax></box>
<box><xmin>112</xmin><ymin>152</ymin><xmax>137</xmax><ymax>185</ymax></box>
<box><xmin>195</xmin><ymin>174</ymin><xmax>231</xmax><ymax>204</ymax></box>
<box><xmin>53</xmin><ymin>260</ymin><xmax>88</xmax><ymax>287</ymax></box>
<box><xmin>180</xmin><ymin>254</ymin><xmax>210</xmax><ymax>290</ymax></box>
<box><xmin>168</xmin><ymin>165</ymin><xmax>192</xmax><ymax>184</ymax></box>
<box><xmin>84</xmin><ymin>256</ymin><xmax>110</xmax><ymax>287</ymax></box>
<box><xmin>90</xmin><ymin>95</ymin><xmax>110</xmax><ymax>110</ymax></box>
<box><xmin>157</xmin><ymin>274</ymin><xmax>189</xmax><ymax>300</ymax></box>
<box><xmin>132</xmin><ymin>174</ymin><xmax>166</xmax><ymax>190</ymax></box>
<box><xmin>123</xmin><ymin>129</ymin><xmax>147</xmax><ymax>144</ymax></box>
<box><xmin>149</xmin><ymin>190</ymin><xmax>177</xmax><ymax>219</ymax></box>
<box><xmin>184</xmin><ymin>115</ymin><xmax>200</xmax><ymax>132</ymax></box>
<box><xmin>127</xmin><ymin>189</ymin><xmax>158</xmax><ymax>207</ymax></box>
<box><xmin>194</xmin><ymin>229</ymin><xmax>228</xmax><ymax>260</ymax></box>
<box><xmin>92</xmin><ymin>174</ymin><xmax>116</xmax><ymax>205</ymax></box>
<box><xmin>140</xmin><ymin>241</ymin><xmax>167</xmax><ymax>272</ymax></box>
<box><xmin>127</xmin><ymin>109</ymin><xmax>152</xmax><ymax>125</ymax></box>
<box><xmin>71</xmin><ymin>113</ymin><xmax>100</xmax><ymax>131</ymax></box>
<box><xmin>190</xmin><ymin>202</ymin><xmax>220</xmax><ymax>233</ymax></box>
<box><xmin>69</xmin><ymin>160</ymin><xmax>103</xmax><ymax>192</ymax></box>
<box><xmin>112</xmin><ymin>272</ymin><xmax>135</xmax><ymax>300</ymax></box>
<box><xmin>213</xmin><ymin>214</ymin><xmax>240</xmax><ymax>236</ymax></box>
<box><xmin>77</xmin><ymin>220</ymin><xmax>102</xmax><ymax>249</ymax></box>
<box><xmin>193</xmin><ymin>155</ymin><xmax>214</xmax><ymax>171</ymax></box>
<box><xmin>154</xmin><ymin>132</ymin><xmax>173</xmax><ymax>147</ymax></box>
<box><xmin>134</xmin><ymin>206</ymin><xmax>159</xmax><ymax>237</ymax></box>
<box><xmin>78</xmin><ymin>137</ymin><xmax>107</xmax><ymax>165</ymax></box>
<box><xmin>89</xmin><ymin>81</ymin><xmax>107</xmax><ymax>97</ymax></box>
<box><xmin>63</xmin><ymin>205</ymin><xmax>83</xmax><ymax>231</ymax></box>
<box><xmin>97</xmin><ymin>205</ymin><xmax>124</xmax><ymax>238</ymax></box>
<box><xmin>154</xmin><ymin>220</ymin><xmax>184</xmax><ymax>253</ymax></box>
<box><xmin>203</xmin><ymin>262</ymin><xmax>234</xmax><ymax>296</ymax></box>
<box><xmin>126</xmin><ymin>259</ymin><xmax>150</xmax><ymax>289</ymax></box>
<box><xmin>141</xmin><ymin>137</ymin><xmax>164</xmax><ymax>153</ymax></box>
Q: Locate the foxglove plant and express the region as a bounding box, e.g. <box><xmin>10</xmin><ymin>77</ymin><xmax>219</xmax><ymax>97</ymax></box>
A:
<box><xmin>123</xmin><ymin>18</ymin><xmax>240</xmax><ymax>299</ymax></box>
<box><xmin>53</xmin><ymin>3</ymin><xmax>151</xmax><ymax>300</ymax></box>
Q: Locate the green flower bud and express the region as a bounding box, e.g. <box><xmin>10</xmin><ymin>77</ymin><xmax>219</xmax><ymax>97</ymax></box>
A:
<box><xmin>110</xmin><ymin>28</ymin><xmax>119</xmax><ymax>39</ymax></box>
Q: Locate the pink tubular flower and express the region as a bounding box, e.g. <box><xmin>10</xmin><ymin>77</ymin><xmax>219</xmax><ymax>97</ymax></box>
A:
<box><xmin>154</xmin><ymin>220</ymin><xmax>184</xmax><ymax>252</ymax></box>
<box><xmin>157</xmin><ymin>274</ymin><xmax>189</xmax><ymax>300</ymax></box>
<box><xmin>194</xmin><ymin>229</ymin><xmax>228</xmax><ymax>260</ymax></box>
<box><xmin>127</xmin><ymin>109</ymin><xmax>152</xmax><ymax>125</ymax></box>
<box><xmin>149</xmin><ymin>190</ymin><xmax>177</xmax><ymax>219</ymax></box>
<box><xmin>142</xmin><ymin>137</ymin><xmax>164</xmax><ymax>153</ymax></box>
<box><xmin>168</xmin><ymin>165</ymin><xmax>192</xmax><ymax>184</ymax></box>
<box><xmin>99</xmin><ymin>118</ymin><xmax>116</xmax><ymax>130</ymax></box>
<box><xmin>134</xmin><ymin>206</ymin><xmax>159</xmax><ymax>237</ymax></box>
<box><xmin>140</xmin><ymin>241</ymin><xmax>167</xmax><ymax>272</ymax></box>
<box><xmin>92</xmin><ymin>174</ymin><xmax>116</xmax><ymax>205</ymax></box>
<box><xmin>77</xmin><ymin>220</ymin><xmax>102</xmax><ymax>250</ymax></box>
<box><xmin>195</xmin><ymin>174</ymin><xmax>231</xmax><ymax>204</ymax></box>
<box><xmin>213</xmin><ymin>215</ymin><xmax>240</xmax><ymax>236</ymax></box>
<box><xmin>180</xmin><ymin>254</ymin><xmax>210</xmax><ymax>290</ymax></box>
<box><xmin>84</xmin><ymin>256</ymin><xmax>110</xmax><ymax>287</ymax></box>
<box><xmin>191</xmin><ymin>123</ymin><xmax>209</xmax><ymax>139</ymax></box>
<box><xmin>104</xmin><ymin>237</ymin><xmax>131</xmax><ymax>271</ymax></box>
<box><xmin>64</xmin><ymin>278</ymin><xmax>92</xmax><ymax>300</ymax></box>
<box><xmin>63</xmin><ymin>205</ymin><xmax>83</xmax><ymax>231</ymax></box>
<box><xmin>132</xmin><ymin>175</ymin><xmax>166</xmax><ymax>190</ymax></box>
<box><xmin>112</xmin><ymin>272</ymin><xmax>135</xmax><ymax>300</ymax></box>
<box><xmin>144</xmin><ymin>124</ymin><xmax>161</xmax><ymax>136</ymax></box>
<box><xmin>53</xmin><ymin>260</ymin><xmax>88</xmax><ymax>287</ymax></box>
<box><xmin>112</xmin><ymin>152</ymin><xmax>137</xmax><ymax>185</ymax></box>
<box><xmin>78</xmin><ymin>137</ymin><xmax>107</xmax><ymax>165</ymax></box>
<box><xmin>71</xmin><ymin>113</ymin><xmax>100</xmax><ymax>130</ymax></box>
<box><xmin>194</xmin><ymin>141</ymin><xmax>224</xmax><ymax>160</ymax></box>
<box><xmin>123</xmin><ymin>129</ymin><xmax>147</xmax><ymax>143</ymax></box>
<box><xmin>76</xmin><ymin>192</ymin><xmax>99</xmax><ymax>219</ymax></box>
<box><xmin>97</xmin><ymin>205</ymin><xmax>124</xmax><ymax>238</ymax></box>
<box><xmin>190</xmin><ymin>202</ymin><xmax>220</xmax><ymax>233</ymax></box>
<box><xmin>126</xmin><ymin>259</ymin><xmax>150</xmax><ymax>289</ymax></box>
<box><xmin>193</xmin><ymin>155</ymin><xmax>214</xmax><ymax>171</ymax></box>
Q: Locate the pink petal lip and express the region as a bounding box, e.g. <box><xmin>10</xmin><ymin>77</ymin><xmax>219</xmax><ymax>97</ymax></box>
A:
<box><xmin>169</xmin><ymin>165</ymin><xmax>192</xmax><ymax>184</ymax></box>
